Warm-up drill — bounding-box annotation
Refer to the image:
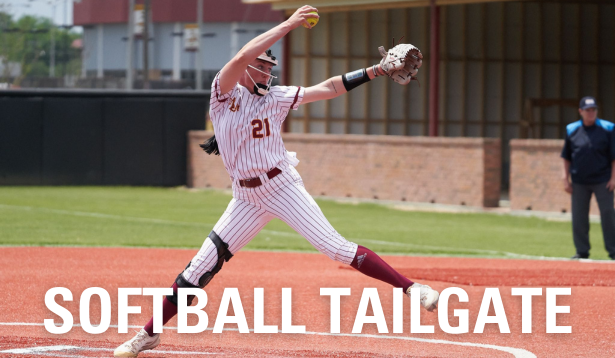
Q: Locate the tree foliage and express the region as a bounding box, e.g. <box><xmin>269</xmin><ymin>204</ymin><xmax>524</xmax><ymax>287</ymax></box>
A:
<box><xmin>0</xmin><ymin>12</ymin><xmax>81</xmax><ymax>85</ymax></box>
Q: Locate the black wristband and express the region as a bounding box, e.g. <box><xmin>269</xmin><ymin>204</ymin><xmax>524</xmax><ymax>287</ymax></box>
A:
<box><xmin>342</xmin><ymin>68</ymin><xmax>370</xmax><ymax>91</ymax></box>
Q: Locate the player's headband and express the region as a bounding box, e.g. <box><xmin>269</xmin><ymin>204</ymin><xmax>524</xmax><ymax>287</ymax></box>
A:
<box><xmin>256</xmin><ymin>49</ymin><xmax>278</xmax><ymax>66</ymax></box>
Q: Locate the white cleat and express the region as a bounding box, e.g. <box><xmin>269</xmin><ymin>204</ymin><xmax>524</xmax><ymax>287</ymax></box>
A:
<box><xmin>406</xmin><ymin>283</ymin><xmax>439</xmax><ymax>312</ymax></box>
<box><xmin>114</xmin><ymin>329</ymin><xmax>160</xmax><ymax>357</ymax></box>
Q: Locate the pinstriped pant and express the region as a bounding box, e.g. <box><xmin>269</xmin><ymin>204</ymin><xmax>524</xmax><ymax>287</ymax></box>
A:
<box><xmin>182</xmin><ymin>164</ymin><xmax>359</xmax><ymax>286</ymax></box>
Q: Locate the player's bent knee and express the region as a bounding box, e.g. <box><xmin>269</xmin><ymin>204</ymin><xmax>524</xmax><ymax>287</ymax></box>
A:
<box><xmin>166</xmin><ymin>230</ymin><xmax>234</xmax><ymax>306</ymax></box>
<box><xmin>198</xmin><ymin>230</ymin><xmax>234</xmax><ymax>284</ymax></box>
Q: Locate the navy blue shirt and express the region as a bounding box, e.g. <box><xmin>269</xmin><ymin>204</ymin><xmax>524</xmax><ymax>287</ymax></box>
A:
<box><xmin>561</xmin><ymin>119</ymin><xmax>615</xmax><ymax>185</ymax></box>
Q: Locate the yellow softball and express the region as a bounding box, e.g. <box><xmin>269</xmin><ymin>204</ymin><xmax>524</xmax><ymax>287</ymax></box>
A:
<box><xmin>302</xmin><ymin>11</ymin><xmax>319</xmax><ymax>29</ymax></box>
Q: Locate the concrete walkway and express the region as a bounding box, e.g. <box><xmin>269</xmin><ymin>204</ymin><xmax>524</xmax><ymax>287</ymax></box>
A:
<box><xmin>320</xmin><ymin>197</ymin><xmax>601</xmax><ymax>223</ymax></box>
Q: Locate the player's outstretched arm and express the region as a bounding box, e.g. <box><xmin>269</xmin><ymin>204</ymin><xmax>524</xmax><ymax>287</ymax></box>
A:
<box><xmin>302</xmin><ymin>64</ymin><xmax>387</xmax><ymax>104</ymax></box>
<box><xmin>218</xmin><ymin>5</ymin><xmax>319</xmax><ymax>94</ymax></box>
<box><xmin>303</xmin><ymin>42</ymin><xmax>424</xmax><ymax>104</ymax></box>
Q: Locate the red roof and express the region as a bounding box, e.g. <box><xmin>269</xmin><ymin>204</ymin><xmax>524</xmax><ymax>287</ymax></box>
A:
<box><xmin>74</xmin><ymin>0</ymin><xmax>284</xmax><ymax>26</ymax></box>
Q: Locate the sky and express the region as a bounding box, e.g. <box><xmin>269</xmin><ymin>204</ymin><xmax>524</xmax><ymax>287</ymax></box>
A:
<box><xmin>0</xmin><ymin>0</ymin><xmax>75</xmax><ymax>26</ymax></box>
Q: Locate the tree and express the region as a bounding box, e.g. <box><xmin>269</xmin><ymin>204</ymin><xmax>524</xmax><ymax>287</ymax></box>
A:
<box><xmin>0</xmin><ymin>12</ymin><xmax>81</xmax><ymax>86</ymax></box>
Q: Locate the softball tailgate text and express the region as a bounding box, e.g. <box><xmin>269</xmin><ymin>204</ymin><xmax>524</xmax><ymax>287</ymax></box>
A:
<box><xmin>44</xmin><ymin>287</ymin><xmax>571</xmax><ymax>335</ymax></box>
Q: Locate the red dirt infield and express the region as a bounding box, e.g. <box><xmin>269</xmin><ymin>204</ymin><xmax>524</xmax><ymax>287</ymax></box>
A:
<box><xmin>1</xmin><ymin>247</ymin><xmax>614</xmax><ymax>357</ymax></box>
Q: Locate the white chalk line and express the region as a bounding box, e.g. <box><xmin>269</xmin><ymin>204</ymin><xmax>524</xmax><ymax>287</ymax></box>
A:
<box><xmin>0</xmin><ymin>204</ymin><xmax>295</xmax><ymax>240</ymax></box>
<box><xmin>0</xmin><ymin>344</ymin><xmax>218</xmax><ymax>356</ymax></box>
<box><xmin>0</xmin><ymin>203</ymin><xmax>570</xmax><ymax>260</ymax></box>
<box><xmin>0</xmin><ymin>204</ymin><xmax>218</xmax><ymax>228</ymax></box>
<box><xmin>0</xmin><ymin>321</ymin><xmax>535</xmax><ymax>358</ymax></box>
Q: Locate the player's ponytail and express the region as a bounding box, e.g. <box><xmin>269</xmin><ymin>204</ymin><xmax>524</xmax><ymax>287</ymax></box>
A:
<box><xmin>200</xmin><ymin>135</ymin><xmax>220</xmax><ymax>156</ymax></box>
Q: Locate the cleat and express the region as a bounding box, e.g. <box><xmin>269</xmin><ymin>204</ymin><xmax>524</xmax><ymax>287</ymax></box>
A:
<box><xmin>406</xmin><ymin>283</ymin><xmax>439</xmax><ymax>312</ymax></box>
<box><xmin>114</xmin><ymin>329</ymin><xmax>160</xmax><ymax>357</ymax></box>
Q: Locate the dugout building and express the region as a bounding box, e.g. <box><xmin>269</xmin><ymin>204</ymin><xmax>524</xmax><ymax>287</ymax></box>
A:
<box><xmin>244</xmin><ymin>0</ymin><xmax>615</xmax><ymax>192</ymax></box>
<box><xmin>254</xmin><ymin>0</ymin><xmax>614</xmax><ymax>138</ymax></box>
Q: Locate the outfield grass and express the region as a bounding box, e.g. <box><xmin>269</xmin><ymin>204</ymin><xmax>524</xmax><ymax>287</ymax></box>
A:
<box><xmin>0</xmin><ymin>187</ymin><xmax>610</xmax><ymax>260</ymax></box>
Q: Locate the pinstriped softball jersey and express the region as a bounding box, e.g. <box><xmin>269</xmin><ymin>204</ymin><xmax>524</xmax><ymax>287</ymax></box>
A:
<box><xmin>208</xmin><ymin>72</ymin><xmax>302</xmax><ymax>188</ymax></box>
<box><xmin>182</xmin><ymin>72</ymin><xmax>358</xmax><ymax>286</ymax></box>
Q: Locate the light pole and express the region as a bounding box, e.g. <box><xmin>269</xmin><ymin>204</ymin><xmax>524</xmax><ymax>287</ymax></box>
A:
<box><xmin>126</xmin><ymin>0</ymin><xmax>134</xmax><ymax>90</ymax></box>
<box><xmin>429</xmin><ymin>0</ymin><xmax>440</xmax><ymax>137</ymax></box>
<box><xmin>49</xmin><ymin>1</ymin><xmax>56</xmax><ymax>77</ymax></box>
<box><xmin>196</xmin><ymin>0</ymin><xmax>202</xmax><ymax>90</ymax></box>
<box><xmin>61</xmin><ymin>0</ymin><xmax>67</xmax><ymax>77</ymax></box>
<box><xmin>142</xmin><ymin>0</ymin><xmax>150</xmax><ymax>89</ymax></box>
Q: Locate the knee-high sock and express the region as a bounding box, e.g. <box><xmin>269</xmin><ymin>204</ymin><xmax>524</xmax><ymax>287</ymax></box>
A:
<box><xmin>350</xmin><ymin>245</ymin><xmax>413</xmax><ymax>291</ymax></box>
<box><xmin>144</xmin><ymin>283</ymin><xmax>179</xmax><ymax>336</ymax></box>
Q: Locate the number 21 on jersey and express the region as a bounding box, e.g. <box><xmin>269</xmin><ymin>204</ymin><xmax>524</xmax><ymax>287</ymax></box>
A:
<box><xmin>251</xmin><ymin>118</ymin><xmax>271</xmax><ymax>139</ymax></box>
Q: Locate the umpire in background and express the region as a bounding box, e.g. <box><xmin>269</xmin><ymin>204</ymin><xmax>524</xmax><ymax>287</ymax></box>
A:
<box><xmin>561</xmin><ymin>96</ymin><xmax>615</xmax><ymax>260</ymax></box>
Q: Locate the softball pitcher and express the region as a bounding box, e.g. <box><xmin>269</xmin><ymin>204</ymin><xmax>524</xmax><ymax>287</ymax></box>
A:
<box><xmin>115</xmin><ymin>5</ymin><xmax>437</xmax><ymax>357</ymax></box>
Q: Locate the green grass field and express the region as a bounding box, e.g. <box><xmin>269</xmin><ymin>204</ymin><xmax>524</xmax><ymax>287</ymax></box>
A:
<box><xmin>0</xmin><ymin>187</ymin><xmax>610</xmax><ymax>260</ymax></box>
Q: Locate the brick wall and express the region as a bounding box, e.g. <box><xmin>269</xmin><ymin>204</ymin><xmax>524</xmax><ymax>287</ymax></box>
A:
<box><xmin>188</xmin><ymin>131</ymin><xmax>501</xmax><ymax>207</ymax></box>
<box><xmin>510</xmin><ymin>139</ymin><xmax>601</xmax><ymax>214</ymax></box>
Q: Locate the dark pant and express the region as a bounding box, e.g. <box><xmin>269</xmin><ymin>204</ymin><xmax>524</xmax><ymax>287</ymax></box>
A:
<box><xmin>571</xmin><ymin>182</ymin><xmax>615</xmax><ymax>258</ymax></box>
